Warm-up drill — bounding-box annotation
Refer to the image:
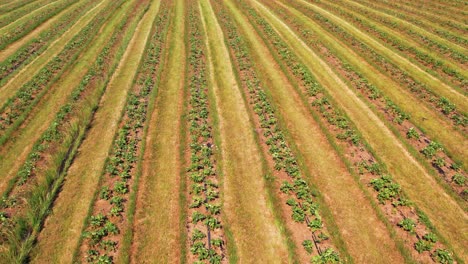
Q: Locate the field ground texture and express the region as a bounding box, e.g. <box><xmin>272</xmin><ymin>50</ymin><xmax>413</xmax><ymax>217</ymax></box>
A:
<box><xmin>0</xmin><ymin>0</ymin><xmax>466</xmax><ymax>263</ymax></box>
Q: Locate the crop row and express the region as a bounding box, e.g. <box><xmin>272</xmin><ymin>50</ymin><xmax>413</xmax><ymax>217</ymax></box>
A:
<box><xmin>374</xmin><ymin>0</ymin><xmax>466</xmax><ymax>23</ymax></box>
<box><xmin>0</xmin><ymin>0</ymin><xmax>100</xmax><ymax>87</ymax></box>
<box><xmin>0</xmin><ymin>0</ymin><xmax>121</xmax><ymax>146</ymax></box>
<box><xmin>0</xmin><ymin>0</ymin><xmax>79</xmax><ymax>50</ymax></box>
<box><xmin>315</xmin><ymin>0</ymin><xmax>466</xmax><ymax>88</ymax></box>
<box><xmin>0</xmin><ymin>0</ymin><xmax>38</xmax><ymax>15</ymax></box>
<box><xmin>354</xmin><ymin>0</ymin><xmax>467</xmax><ymax>46</ymax></box>
<box><xmin>0</xmin><ymin>0</ymin><xmax>59</xmax><ymax>28</ymax></box>
<box><xmin>80</xmin><ymin>4</ymin><xmax>170</xmax><ymax>263</ymax></box>
<box><xmin>271</xmin><ymin>4</ymin><xmax>467</xmax><ymax>203</ymax></box>
<box><xmin>355</xmin><ymin>0</ymin><xmax>466</xmax><ymax>34</ymax></box>
<box><xmin>291</xmin><ymin>1</ymin><xmax>467</xmax><ymax>130</ymax></box>
<box><xmin>184</xmin><ymin>4</ymin><xmax>226</xmax><ymax>264</ymax></box>
<box><xmin>0</xmin><ymin>0</ymin><xmax>134</xmax><ymax>262</ymax></box>
<box><xmin>213</xmin><ymin>1</ymin><xmax>341</xmax><ymax>262</ymax></box>
<box><xmin>243</xmin><ymin>2</ymin><xmax>456</xmax><ymax>262</ymax></box>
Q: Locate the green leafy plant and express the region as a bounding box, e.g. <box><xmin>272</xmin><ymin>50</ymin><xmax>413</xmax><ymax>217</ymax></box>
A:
<box><xmin>432</xmin><ymin>249</ymin><xmax>453</xmax><ymax>264</ymax></box>
<box><xmin>452</xmin><ymin>173</ymin><xmax>466</xmax><ymax>186</ymax></box>
<box><xmin>423</xmin><ymin>233</ymin><xmax>438</xmax><ymax>243</ymax></box>
<box><xmin>398</xmin><ymin>218</ymin><xmax>416</xmax><ymax>233</ymax></box>
<box><xmin>406</xmin><ymin>127</ymin><xmax>419</xmax><ymax>139</ymax></box>
<box><xmin>434</xmin><ymin>158</ymin><xmax>446</xmax><ymax>168</ymax></box>
<box><xmin>191</xmin><ymin>229</ymin><xmax>206</xmax><ymax>241</ymax></box>
<box><xmin>302</xmin><ymin>239</ymin><xmax>314</xmax><ymax>254</ymax></box>
<box><xmin>311</xmin><ymin>248</ymin><xmax>340</xmax><ymax>263</ymax></box>
<box><xmin>414</xmin><ymin>239</ymin><xmax>433</xmax><ymax>253</ymax></box>
<box><xmin>113</xmin><ymin>181</ymin><xmax>128</xmax><ymax>194</ymax></box>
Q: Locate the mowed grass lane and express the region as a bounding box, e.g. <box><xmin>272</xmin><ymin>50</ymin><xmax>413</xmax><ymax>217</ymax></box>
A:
<box><xmin>294</xmin><ymin>0</ymin><xmax>467</xmax><ymax>113</ymax></box>
<box><xmin>0</xmin><ymin>0</ymin><xmax>59</xmax><ymax>29</ymax></box>
<box><xmin>29</xmin><ymin>0</ymin><xmax>159</xmax><ymax>262</ymax></box>
<box><xmin>336</xmin><ymin>0</ymin><xmax>468</xmax><ymax>56</ymax></box>
<box><xmin>0</xmin><ymin>0</ymin><xmax>77</xmax><ymax>49</ymax></box>
<box><xmin>319</xmin><ymin>0</ymin><xmax>467</xmax><ymax>84</ymax></box>
<box><xmin>200</xmin><ymin>0</ymin><xmax>290</xmax><ymax>262</ymax></box>
<box><xmin>131</xmin><ymin>0</ymin><xmax>186</xmax><ymax>262</ymax></box>
<box><xmin>275</xmin><ymin>2</ymin><xmax>468</xmax><ymax>172</ymax></box>
<box><xmin>353</xmin><ymin>0</ymin><xmax>467</xmax><ymax>36</ymax></box>
<box><xmin>0</xmin><ymin>0</ymin><xmax>37</xmax><ymax>15</ymax></box>
<box><xmin>252</xmin><ymin>0</ymin><xmax>468</xmax><ymax>258</ymax></box>
<box><xmin>354</xmin><ymin>0</ymin><xmax>468</xmax><ymax>46</ymax></box>
<box><xmin>0</xmin><ymin>0</ymin><xmax>107</xmax><ymax>104</ymax></box>
<box><xmin>0</xmin><ymin>0</ymin><xmax>90</xmax><ymax>62</ymax></box>
<box><xmin>382</xmin><ymin>0</ymin><xmax>466</xmax><ymax>21</ymax></box>
<box><xmin>0</xmin><ymin>0</ymin><xmax>131</xmax><ymax>195</ymax></box>
<box><xmin>226</xmin><ymin>0</ymin><xmax>405</xmax><ymax>262</ymax></box>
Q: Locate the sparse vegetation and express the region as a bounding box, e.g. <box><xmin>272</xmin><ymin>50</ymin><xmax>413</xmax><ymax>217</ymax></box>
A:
<box><xmin>0</xmin><ymin>0</ymin><xmax>464</xmax><ymax>263</ymax></box>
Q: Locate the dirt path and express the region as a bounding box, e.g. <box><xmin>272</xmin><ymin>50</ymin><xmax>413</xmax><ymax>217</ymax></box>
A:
<box><xmin>0</xmin><ymin>0</ymin><xmax>133</xmax><ymax>195</ymax></box>
<box><xmin>29</xmin><ymin>0</ymin><xmax>156</xmax><ymax>261</ymax></box>
<box><xmin>295</xmin><ymin>0</ymin><xmax>467</xmax><ymax>112</ymax></box>
<box><xmin>277</xmin><ymin>2</ymin><xmax>467</xmax><ymax>170</ymax></box>
<box><xmin>0</xmin><ymin>0</ymin><xmax>85</xmax><ymax>61</ymax></box>
<box><xmin>130</xmin><ymin>0</ymin><xmax>185</xmax><ymax>262</ymax></box>
<box><xmin>253</xmin><ymin>0</ymin><xmax>468</xmax><ymax>258</ymax></box>
<box><xmin>226</xmin><ymin>0</ymin><xmax>406</xmax><ymax>262</ymax></box>
<box><xmin>0</xmin><ymin>0</ymin><xmax>107</xmax><ymax>105</ymax></box>
<box><xmin>201</xmin><ymin>0</ymin><xmax>292</xmax><ymax>262</ymax></box>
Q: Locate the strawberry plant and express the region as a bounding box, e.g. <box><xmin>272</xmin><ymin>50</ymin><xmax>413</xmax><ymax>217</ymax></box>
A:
<box><xmin>398</xmin><ymin>218</ymin><xmax>416</xmax><ymax>232</ymax></box>
<box><xmin>214</xmin><ymin>2</ymin><xmax>341</xmax><ymax>260</ymax></box>
<box><xmin>406</xmin><ymin>127</ymin><xmax>420</xmax><ymax>139</ymax></box>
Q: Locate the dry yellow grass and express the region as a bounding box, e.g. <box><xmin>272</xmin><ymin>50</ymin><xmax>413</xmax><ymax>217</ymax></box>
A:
<box><xmin>226</xmin><ymin>0</ymin><xmax>406</xmax><ymax>262</ymax></box>
<box><xmin>296</xmin><ymin>0</ymin><xmax>467</xmax><ymax>113</ymax></box>
<box><xmin>338</xmin><ymin>0</ymin><xmax>468</xmax><ymax>64</ymax></box>
<box><xmin>131</xmin><ymin>0</ymin><xmax>185</xmax><ymax>262</ymax></box>
<box><xmin>0</xmin><ymin>0</ymin><xmax>129</xmax><ymax>195</ymax></box>
<box><xmin>0</xmin><ymin>0</ymin><xmax>87</xmax><ymax>61</ymax></box>
<box><xmin>276</xmin><ymin>1</ymin><xmax>468</xmax><ymax>169</ymax></box>
<box><xmin>0</xmin><ymin>0</ymin><xmax>108</xmax><ymax>104</ymax></box>
<box><xmin>0</xmin><ymin>0</ymin><xmax>68</xmax><ymax>34</ymax></box>
<box><xmin>29</xmin><ymin>0</ymin><xmax>157</xmax><ymax>261</ymax></box>
<box><xmin>199</xmin><ymin>0</ymin><xmax>291</xmax><ymax>262</ymax></box>
<box><xmin>253</xmin><ymin>0</ymin><xmax>468</xmax><ymax>258</ymax></box>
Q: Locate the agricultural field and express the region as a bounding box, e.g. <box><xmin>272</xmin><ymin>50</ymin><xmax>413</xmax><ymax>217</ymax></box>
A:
<box><xmin>0</xmin><ymin>0</ymin><xmax>466</xmax><ymax>263</ymax></box>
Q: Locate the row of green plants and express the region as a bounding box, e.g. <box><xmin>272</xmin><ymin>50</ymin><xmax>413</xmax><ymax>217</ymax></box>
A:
<box><xmin>184</xmin><ymin>5</ymin><xmax>225</xmax><ymax>263</ymax></box>
<box><xmin>0</xmin><ymin>0</ymin><xmax>100</xmax><ymax>86</ymax></box>
<box><xmin>270</xmin><ymin>6</ymin><xmax>467</xmax><ymax>201</ymax></box>
<box><xmin>313</xmin><ymin>0</ymin><xmax>466</xmax><ymax>87</ymax></box>
<box><xmin>330</xmin><ymin>1</ymin><xmax>468</xmax><ymax>45</ymax></box>
<box><xmin>0</xmin><ymin>0</ymin><xmax>38</xmax><ymax>14</ymax></box>
<box><xmin>0</xmin><ymin>0</ymin><xmax>121</xmax><ymax>146</ymax></box>
<box><xmin>0</xmin><ymin>0</ymin><xmax>58</xmax><ymax>28</ymax></box>
<box><xmin>327</xmin><ymin>0</ymin><xmax>468</xmax><ymax>61</ymax></box>
<box><xmin>0</xmin><ymin>0</ymin><xmax>135</xmax><ymax>262</ymax></box>
<box><xmin>0</xmin><ymin>0</ymin><xmax>131</xmax><ymax>209</ymax></box>
<box><xmin>334</xmin><ymin>53</ymin><xmax>466</xmax><ymax>199</ymax></box>
<box><xmin>390</xmin><ymin>0</ymin><xmax>465</xmax><ymax>15</ymax></box>
<box><xmin>81</xmin><ymin>4</ymin><xmax>170</xmax><ymax>263</ymax></box>
<box><xmin>292</xmin><ymin>1</ymin><xmax>467</xmax><ymax>129</ymax></box>
<box><xmin>243</xmin><ymin>3</ymin><xmax>456</xmax><ymax>262</ymax></box>
<box><xmin>0</xmin><ymin>0</ymin><xmax>79</xmax><ymax>50</ymax></box>
<box><xmin>214</xmin><ymin>1</ymin><xmax>341</xmax><ymax>262</ymax></box>
<box><xmin>353</xmin><ymin>0</ymin><xmax>466</xmax><ymax>35</ymax></box>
